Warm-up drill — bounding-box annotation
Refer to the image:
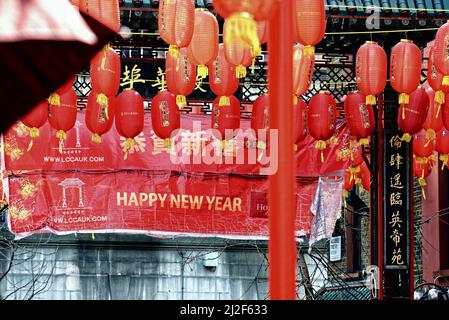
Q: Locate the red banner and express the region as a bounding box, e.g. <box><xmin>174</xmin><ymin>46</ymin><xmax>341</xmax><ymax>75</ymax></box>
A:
<box><xmin>8</xmin><ymin>171</ymin><xmax>318</xmax><ymax>239</ymax></box>
<box><xmin>4</xmin><ymin>112</ymin><xmax>351</xmax><ymax>176</ymax></box>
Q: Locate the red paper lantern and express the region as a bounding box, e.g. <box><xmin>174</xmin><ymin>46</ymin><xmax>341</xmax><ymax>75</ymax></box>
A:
<box><xmin>211</xmin><ymin>95</ymin><xmax>241</xmax><ymax>140</ymax></box>
<box><xmin>307</xmin><ymin>91</ymin><xmax>337</xmax><ymax>162</ymax></box>
<box><xmin>428</xmin><ymin>46</ymin><xmax>449</xmax><ymax>105</ymax></box>
<box><xmin>187</xmin><ymin>9</ymin><xmax>219</xmax><ymax>78</ymax></box>
<box><xmin>115</xmin><ymin>89</ymin><xmax>144</xmax><ymax>159</ymax></box>
<box><xmin>86</xmin><ymin>92</ymin><xmax>115</xmax><ymax>143</ymax></box>
<box><xmin>343</xmin><ymin>168</ymin><xmax>355</xmax><ymax>206</ymax></box>
<box><xmin>79</xmin><ymin>0</ymin><xmax>120</xmax><ymax>33</ymax></box>
<box><xmin>347</xmin><ymin>141</ymin><xmax>364</xmax><ymax>183</ymax></box>
<box><xmin>21</xmin><ymin>101</ymin><xmax>48</xmax><ymax>151</ymax></box>
<box><xmin>151</xmin><ymin>91</ymin><xmax>180</xmax><ymax>141</ymax></box>
<box><xmin>413</xmin><ymin>129</ymin><xmax>434</xmax><ymax>158</ymax></box>
<box><xmin>357</xmin><ymin>161</ymin><xmax>371</xmax><ymax>192</ymax></box>
<box><xmin>90</xmin><ymin>45</ymin><xmax>121</xmax><ymax>118</ymax></box>
<box><xmin>423</xmin><ymin>88</ymin><xmax>444</xmax><ymax>144</ymax></box>
<box><xmin>166</xmin><ymin>47</ymin><xmax>196</xmax><ymax>108</ymax></box>
<box><xmin>158</xmin><ymin>0</ymin><xmax>195</xmax><ymax>58</ymax></box>
<box><xmin>213</xmin><ymin>0</ymin><xmax>276</xmax><ymax>57</ymax></box>
<box><xmin>209</xmin><ymin>44</ymin><xmax>239</xmax><ymax>106</ymax></box>
<box><xmin>390</xmin><ymin>39</ymin><xmax>422</xmax><ymax>105</ymax></box>
<box><xmin>355</xmin><ymin>41</ymin><xmax>387</xmax><ymax>106</ymax></box>
<box><xmin>251</xmin><ymin>94</ymin><xmax>269</xmax><ymax>142</ymax></box>
<box><xmin>48</xmin><ymin>88</ymin><xmax>77</xmax><ymax>152</ymax></box>
<box><xmin>398</xmin><ymin>87</ymin><xmax>430</xmax><ymax>142</ymax></box>
<box><xmin>344</xmin><ymin>91</ymin><xmax>375</xmax><ymax>146</ymax></box>
<box><xmin>293</xmin><ymin>0</ymin><xmax>326</xmax><ymax>57</ymax></box>
<box><xmin>293</xmin><ymin>44</ymin><xmax>315</xmax><ymax>97</ymax></box>
<box><xmin>294</xmin><ymin>98</ymin><xmax>308</xmax><ymax>145</ymax></box>
<box><xmin>91</xmin><ymin>45</ymin><xmax>121</xmax><ymax>95</ymax></box>
<box><xmin>432</xmin><ymin>21</ymin><xmax>449</xmax><ymax>87</ymax></box>
<box><xmin>413</xmin><ymin>155</ymin><xmax>433</xmax><ymax>199</ymax></box>
<box><xmin>436</xmin><ymin>128</ymin><xmax>449</xmax><ymax>170</ymax></box>
<box><xmin>442</xmin><ymin>93</ymin><xmax>449</xmax><ymax>130</ymax></box>
<box><xmin>223</xmin><ymin>22</ymin><xmax>254</xmax><ymax>79</ymax></box>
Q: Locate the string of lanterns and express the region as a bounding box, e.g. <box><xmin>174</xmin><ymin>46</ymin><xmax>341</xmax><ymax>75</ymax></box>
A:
<box><xmin>19</xmin><ymin>0</ymin><xmax>449</xmax><ymax>203</ymax></box>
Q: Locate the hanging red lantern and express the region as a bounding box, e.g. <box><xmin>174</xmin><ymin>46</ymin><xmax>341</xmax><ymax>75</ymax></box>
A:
<box><xmin>293</xmin><ymin>44</ymin><xmax>315</xmax><ymax>97</ymax></box>
<box><xmin>211</xmin><ymin>95</ymin><xmax>241</xmax><ymax>140</ymax></box>
<box><xmin>213</xmin><ymin>0</ymin><xmax>276</xmax><ymax>58</ymax></box>
<box><xmin>432</xmin><ymin>21</ymin><xmax>449</xmax><ymax>87</ymax></box>
<box><xmin>187</xmin><ymin>9</ymin><xmax>219</xmax><ymax>78</ymax></box>
<box><xmin>413</xmin><ymin>155</ymin><xmax>433</xmax><ymax>199</ymax></box>
<box><xmin>158</xmin><ymin>0</ymin><xmax>195</xmax><ymax>58</ymax></box>
<box><xmin>307</xmin><ymin>91</ymin><xmax>336</xmax><ymax>163</ymax></box>
<box><xmin>344</xmin><ymin>91</ymin><xmax>375</xmax><ymax>146</ymax></box>
<box><xmin>355</xmin><ymin>41</ymin><xmax>387</xmax><ymax>106</ymax></box>
<box><xmin>390</xmin><ymin>39</ymin><xmax>422</xmax><ymax>105</ymax></box>
<box><xmin>428</xmin><ymin>46</ymin><xmax>449</xmax><ymax>105</ymax></box>
<box><xmin>357</xmin><ymin>161</ymin><xmax>371</xmax><ymax>192</ymax></box>
<box><xmin>293</xmin><ymin>0</ymin><xmax>326</xmax><ymax>57</ymax></box>
<box><xmin>151</xmin><ymin>91</ymin><xmax>180</xmax><ymax>144</ymax></box>
<box><xmin>294</xmin><ymin>98</ymin><xmax>308</xmax><ymax>146</ymax></box>
<box><xmin>413</xmin><ymin>129</ymin><xmax>434</xmax><ymax>158</ymax></box>
<box><xmin>251</xmin><ymin>94</ymin><xmax>269</xmax><ymax>143</ymax></box>
<box><xmin>398</xmin><ymin>87</ymin><xmax>429</xmax><ymax>142</ymax></box>
<box><xmin>209</xmin><ymin>44</ymin><xmax>239</xmax><ymax>106</ymax></box>
<box><xmin>48</xmin><ymin>88</ymin><xmax>77</xmax><ymax>153</ymax></box>
<box><xmin>423</xmin><ymin>88</ymin><xmax>444</xmax><ymax>144</ymax></box>
<box><xmin>166</xmin><ymin>47</ymin><xmax>196</xmax><ymax>108</ymax></box>
<box><xmin>436</xmin><ymin>128</ymin><xmax>449</xmax><ymax>170</ymax></box>
<box><xmin>347</xmin><ymin>141</ymin><xmax>364</xmax><ymax>183</ymax></box>
<box><xmin>223</xmin><ymin>22</ymin><xmax>254</xmax><ymax>80</ymax></box>
<box><xmin>343</xmin><ymin>168</ymin><xmax>355</xmax><ymax>207</ymax></box>
<box><xmin>442</xmin><ymin>93</ymin><xmax>449</xmax><ymax>130</ymax></box>
<box><xmin>90</xmin><ymin>45</ymin><xmax>121</xmax><ymax>118</ymax></box>
<box><xmin>115</xmin><ymin>89</ymin><xmax>144</xmax><ymax>159</ymax></box>
<box><xmin>86</xmin><ymin>92</ymin><xmax>115</xmax><ymax>143</ymax></box>
<box><xmin>79</xmin><ymin>0</ymin><xmax>120</xmax><ymax>33</ymax></box>
<box><xmin>21</xmin><ymin>101</ymin><xmax>48</xmax><ymax>151</ymax></box>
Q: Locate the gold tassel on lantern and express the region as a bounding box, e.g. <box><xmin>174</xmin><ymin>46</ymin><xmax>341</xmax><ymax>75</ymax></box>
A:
<box><xmin>92</xmin><ymin>134</ymin><xmax>102</xmax><ymax>144</ymax></box>
<box><xmin>348</xmin><ymin>166</ymin><xmax>361</xmax><ymax>183</ymax></box>
<box><xmin>164</xmin><ymin>138</ymin><xmax>172</xmax><ymax>149</ymax></box>
<box><xmin>425</xmin><ymin>129</ymin><xmax>436</xmax><ymax>147</ymax></box>
<box><xmin>303</xmin><ymin>45</ymin><xmax>315</xmax><ymax>57</ymax></box>
<box><xmin>123</xmin><ymin>138</ymin><xmax>135</xmax><ymax>160</ymax></box>
<box><xmin>443</xmin><ymin>75</ymin><xmax>449</xmax><ymax>86</ymax></box>
<box><xmin>365</xmin><ymin>95</ymin><xmax>376</xmax><ymax>106</ymax></box>
<box><xmin>401</xmin><ymin>133</ymin><xmax>412</xmax><ymax>143</ymax></box>
<box><xmin>176</xmin><ymin>95</ymin><xmax>187</xmax><ymax>108</ymax></box>
<box><xmin>56</xmin><ymin>130</ymin><xmax>67</xmax><ymax>154</ymax></box>
<box><xmin>197</xmin><ymin>65</ymin><xmax>208</xmax><ymax>78</ymax></box>
<box><xmin>436</xmin><ymin>103</ymin><xmax>442</xmax><ymax>119</ymax></box>
<box><xmin>418</xmin><ymin>173</ymin><xmax>427</xmax><ymax>200</ymax></box>
<box><xmin>292</xmin><ymin>95</ymin><xmax>298</xmax><ymax>105</ymax></box>
<box><xmin>359</xmin><ymin>138</ymin><xmax>370</xmax><ymax>146</ymax></box>
<box><xmin>343</xmin><ymin>189</ymin><xmax>349</xmax><ymax>208</ymax></box>
<box><xmin>402</xmin><ymin>104</ymin><xmax>406</xmax><ymax>120</ymax></box>
<box><xmin>236</xmin><ymin>65</ymin><xmax>247</xmax><ymax>79</ymax></box>
<box><xmin>219</xmin><ymin>96</ymin><xmax>231</xmax><ymax>106</ymax></box>
<box><xmin>440</xmin><ymin>154</ymin><xmax>449</xmax><ymax>171</ymax></box>
<box><xmin>316</xmin><ymin>140</ymin><xmax>327</xmax><ymax>163</ymax></box>
<box><xmin>435</xmin><ymin>90</ymin><xmax>446</xmax><ymax>105</ymax></box>
<box><xmin>398</xmin><ymin>93</ymin><xmax>409</xmax><ymax>105</ymax></box>
<box><xmin>224</xmin><ymin>12</ymin><xmax>261</xmax><ymax>58</ymax></box>
<box><xmin>97</xmin><ymin>93</ymin><xmax>109</xmax><ymax>120</ymax></box>
<box><xmin>251</xmin><ymin>58</ymin><xmax>256</xmax><ymax>75</ymax></box>
<box><xmin>48</xmin><ymin>93</ymin><xmax>60</xmax><ymax>106</ymax></box>
<box><xmin>27</xmin><ymin>127</ymin><xmax>40</xmax><ymax>152</ymax></box>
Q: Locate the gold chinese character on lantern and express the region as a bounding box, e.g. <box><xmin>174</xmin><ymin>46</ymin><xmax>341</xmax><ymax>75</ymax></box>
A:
<box><xmin>151</xmin><ymin>67</ymin><xmax>167</xmax><ymax>91</ymax></box>
<box><xmin>120</xmin><ymin>64</ymin><xmax>146</xmax><ymax>89</ymax></box>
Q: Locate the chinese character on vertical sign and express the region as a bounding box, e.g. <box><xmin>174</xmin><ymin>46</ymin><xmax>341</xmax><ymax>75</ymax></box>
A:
<box><xmin>389</xmin><ymin>135</ymin><xmax>402</xmax><ymax>149</ymax></box>
<box><xmin>389</xmin><ymin>153</ymin><xmax>403</xmax><ymax>170</ymax></box>
<box><xmin>120</xmin><ymin>64</ymin><xmax>146</xmax><ymax>89</ymax></box>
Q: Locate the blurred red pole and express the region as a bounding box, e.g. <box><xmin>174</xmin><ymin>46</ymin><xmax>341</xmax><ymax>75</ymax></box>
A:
<box><xmin>268</xmin><ymin>0</ymin><xmax>296</xmax><ymax>300</ymax></box>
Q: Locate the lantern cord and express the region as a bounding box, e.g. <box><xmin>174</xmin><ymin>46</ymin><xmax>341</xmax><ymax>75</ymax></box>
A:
<box><xmin>436</xmin><ymin>103</ymin><xmax>442</xmax><ymax>119</ymax></box>
<box><xmin>402</xmin><ymin>105</ymin><xmax>406</xmax><ymax>120</ymax></box>
<box><xmin>27</xmin><ymin>140</ymin><xmax>33</xmax><ymax>153</ymax></box>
